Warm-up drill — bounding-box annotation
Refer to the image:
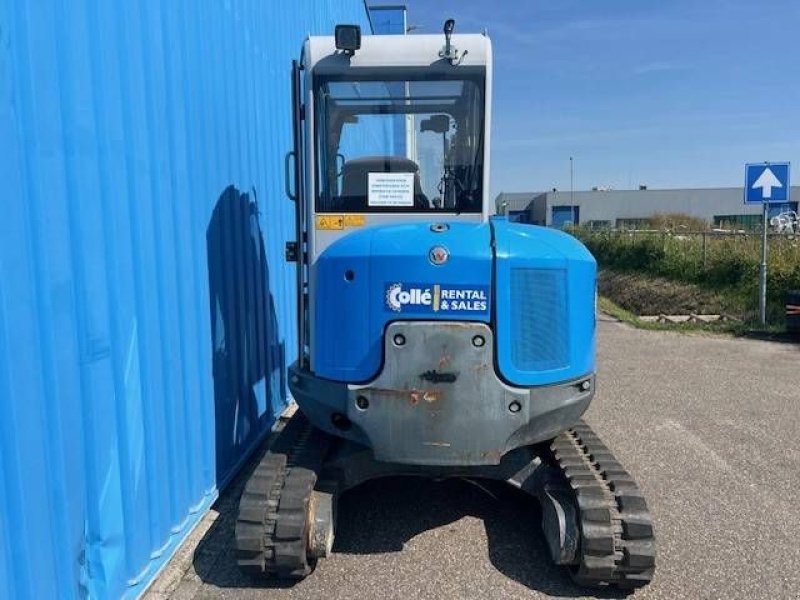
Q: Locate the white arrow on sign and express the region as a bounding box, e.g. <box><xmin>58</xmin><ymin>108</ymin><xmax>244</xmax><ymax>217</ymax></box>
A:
<box><xmin>752</xmin><ymin>167</ymin><xmax>783</xmax><ymax>199</ymax></box>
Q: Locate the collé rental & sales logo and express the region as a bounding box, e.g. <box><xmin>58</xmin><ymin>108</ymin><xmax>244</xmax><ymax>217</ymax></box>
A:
<box><xmin>384</xmin><ymin>282</ymin><xmax>489</xmax><ymax>314</ymax></box>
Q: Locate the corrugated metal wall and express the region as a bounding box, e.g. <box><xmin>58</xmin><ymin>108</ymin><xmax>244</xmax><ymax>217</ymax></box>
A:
<box><xmin>0</xmin><ymin>1</ymin><xmax>371</xmax><ymax>598</ymax></box>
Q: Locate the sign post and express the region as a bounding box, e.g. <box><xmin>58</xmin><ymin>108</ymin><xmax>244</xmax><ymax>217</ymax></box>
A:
<box><xmin>759</xmin><ymin>201</ymin><xmax>768</xmax><ymax>325</ymax></box>
<box><xmin>744</xmin><ymin>162</ymin><xmax>791</xmax><ymax>326</ymax></box>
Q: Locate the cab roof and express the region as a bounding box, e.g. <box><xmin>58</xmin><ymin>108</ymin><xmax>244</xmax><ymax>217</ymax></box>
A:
<box><xmin>305</xmin><ymin>33</ymin><xmax>492</xmax><ymax>74</ymax></box>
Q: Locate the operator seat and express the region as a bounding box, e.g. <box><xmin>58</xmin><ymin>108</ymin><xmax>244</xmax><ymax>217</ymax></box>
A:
<box><xmin>339</xmin><ymin>156</ymin><xmax>430</xmax><ymax>211</ymax></box>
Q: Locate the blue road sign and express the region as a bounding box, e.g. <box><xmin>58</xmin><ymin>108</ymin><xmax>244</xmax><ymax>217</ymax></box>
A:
<box><xmin>745</xmin><ymin>162</ymin><xmax>790</xmax><ymax>204</ymax></box>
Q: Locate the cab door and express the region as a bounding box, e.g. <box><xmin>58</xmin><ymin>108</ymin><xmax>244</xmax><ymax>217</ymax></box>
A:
<box><xmin>288</xmin><ymin>59</ymin><xmax>308</xmax><ymax>367</ymax></box>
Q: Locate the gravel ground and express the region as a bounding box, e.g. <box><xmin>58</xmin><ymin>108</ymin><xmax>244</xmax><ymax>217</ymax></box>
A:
<box><xmin>147</xmin><ymin>315</ymin><xmax>800</xmax><ymax>600</ymax></box>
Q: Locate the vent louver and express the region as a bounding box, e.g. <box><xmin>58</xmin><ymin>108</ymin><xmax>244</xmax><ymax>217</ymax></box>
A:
<box><xmin>509</xmin><ymin>268</ymin><xmax>569</xmax><ymax>372</ymax></box>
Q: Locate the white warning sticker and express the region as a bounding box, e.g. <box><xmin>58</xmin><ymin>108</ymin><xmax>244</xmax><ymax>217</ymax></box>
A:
<box><xmin>368</xmin><ymin>172</ymin><xmax>414</xmax><ymax>207</ymax></box>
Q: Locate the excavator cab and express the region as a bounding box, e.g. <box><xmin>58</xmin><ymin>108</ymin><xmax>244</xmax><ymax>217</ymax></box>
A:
<box><xmin>235</xmin><ymin>21</ymin><xmax>656</xmax><ymax>590</ymax></box>
<box><xmin>298</xmin><ymin>23</ymin><xmax>491</xmax><ymax>267</ymax></box>
<box><xmin>317</xmin><ymin>76</ymin><xmax>483</xmax><ymax>213</ymax></box>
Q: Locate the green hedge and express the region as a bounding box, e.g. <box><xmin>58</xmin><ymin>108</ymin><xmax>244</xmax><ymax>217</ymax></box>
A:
<box><xmin>572</xmin><ymin>229</ymin><xmax>800</xmax><ymax>321</ymax></box>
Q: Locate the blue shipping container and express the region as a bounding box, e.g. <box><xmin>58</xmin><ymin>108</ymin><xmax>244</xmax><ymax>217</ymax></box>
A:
<box><xmin>0</xmin><ymin>1</ymin><xmax>373</xmax><ymax>598</ymax></box>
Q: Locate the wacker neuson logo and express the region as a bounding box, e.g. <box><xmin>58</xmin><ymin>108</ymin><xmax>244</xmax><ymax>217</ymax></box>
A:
<box><xmin>385</xmin><ymin>282</ymin><xmax>489</xmax><ymax>314</ymax></box>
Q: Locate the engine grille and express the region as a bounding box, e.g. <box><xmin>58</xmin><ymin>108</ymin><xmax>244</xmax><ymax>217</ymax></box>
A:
<box><xmin>509</xmin><ymin>268</ymin><xmax>569</xmax><ymax>372</ymax></box>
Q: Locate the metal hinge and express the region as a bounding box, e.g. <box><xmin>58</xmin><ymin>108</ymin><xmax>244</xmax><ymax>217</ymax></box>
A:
<box><xmin>285</xmin><ymin>241</ymin><xmax>298</xmax><ymax>262</ymax></box>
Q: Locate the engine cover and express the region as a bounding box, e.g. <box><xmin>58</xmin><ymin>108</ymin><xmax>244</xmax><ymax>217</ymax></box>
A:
<box><xmin>310</xmin><ymin>218</ymin><xmax>596</xmax><ymax>387</ymax></box>
<box><xmin>492</xmin><ymin>219</ymin><xmax>596</xmax><ymax>386</ymax></box>
<box><xmin>311</xmin><ymin>222</ymin><xmax>492</xmax><ymax>382</ymax></box>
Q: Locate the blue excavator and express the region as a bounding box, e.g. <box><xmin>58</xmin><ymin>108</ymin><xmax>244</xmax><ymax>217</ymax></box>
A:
<box><xmin>235</xmin><ymin>21</ymin><xmax>655</xmax><ymax>589</ymax></box>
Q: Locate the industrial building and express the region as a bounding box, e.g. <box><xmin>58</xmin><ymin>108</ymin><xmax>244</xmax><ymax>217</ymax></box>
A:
<box><xmin>496</xmin><ymin>186</ymin><xmax>800</xmax><ymax>230</ymax></box>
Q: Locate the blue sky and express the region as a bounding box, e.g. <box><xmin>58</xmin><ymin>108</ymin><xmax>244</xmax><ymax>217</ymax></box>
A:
<box><xmin>398</xmin><ymin>0</ymin><xmax>800</xmax><ymax>197</ymax></box>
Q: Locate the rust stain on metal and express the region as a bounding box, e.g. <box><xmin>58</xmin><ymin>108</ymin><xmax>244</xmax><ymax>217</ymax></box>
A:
<box><xmin>306</xmin><ymin>493</ymin><xmax>318</xmax><ymax>546</ymax></box>
<box><xmin>367</xmin><ymin>387</ymin><xmax>441</xmax><ymax>405</ymax></box>
<box><xmin>424</xmin><ymin>391</ymin><xmax>439</xmax><ymax>403</ymax></box>
<box><xmin>368</xmin><ymin>387</ymin><xmax>414</xmax><ymax>396</ymax></box>
<box><xmin>481</xmin><ymin>450</ymin><xmax>502</xmax><ymax>463</ymax></box>
<box><xmin>438</xmin><ymin>352</ymin><xmax>451</xmax><ymax>369</ymax></box>
<box><xmin>411</xmin><ymin>389</ymin><xmax>441</xmax><ymax>404</ymax></box>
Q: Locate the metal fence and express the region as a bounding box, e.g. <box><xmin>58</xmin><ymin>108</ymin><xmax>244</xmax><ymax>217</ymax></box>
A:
<box><xmin>584</xmin><ymin>229</ymin><xmax>800</xmax><ymax>271</ymax></box>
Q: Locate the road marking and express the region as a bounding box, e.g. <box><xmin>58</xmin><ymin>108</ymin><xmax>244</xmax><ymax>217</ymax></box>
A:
<box><xmin>655</xmin><ymin>419</ymin><xmax>734</xmax><ymax>473</ymax></box>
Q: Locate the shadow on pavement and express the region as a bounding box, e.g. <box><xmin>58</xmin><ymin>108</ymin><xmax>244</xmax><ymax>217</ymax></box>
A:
<box><xmin>192</xmin><ymin>447</ymin><xmax>629</xmax><ymax>598</ymax></box>
<box><xmin>191</xmin><ymin>436</ymin><xmax>293</xmax><ymax>590</ymax></box>
<box><xmin>736</xmin><ymin>330</ymin><xmax>800</xmax><ymax>345</ymax></box>
<box><xmin>333</xmin><ymin>477</ymin><xmax>628</xmax><ymax>599</ymax></box>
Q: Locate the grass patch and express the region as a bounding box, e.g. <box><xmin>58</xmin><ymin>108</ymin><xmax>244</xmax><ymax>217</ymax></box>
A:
<box><xmin>598</xmin><ymin>295</ymin><xmax>791</xmax><ymax>340</ymax></box>
<box><xmin>572</xmin><ymin>228</ymin><xmax>800</xmax><ymax>326</ymax></box>
<box><xmin>598</xmin><ymin>296</ymin><xmax>747</xmax><ymax>334</ymax></box>
<box><xmin>598</xmin><ymin>296</ymin><xmax>638</xmax><ymax>324</ymax></box>
<box><xmin>598</xmin><ymin>270</ymin><xmax>736</xmax><ymax>316</ymax></box>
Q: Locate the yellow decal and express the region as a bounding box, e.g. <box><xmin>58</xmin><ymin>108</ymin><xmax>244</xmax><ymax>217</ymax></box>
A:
<box><xmin>316</xmin><ymin>215</ymin><xmax>344</xmax><ymax>230</ymax></box>
<box><xmin>343</xmin><ymin>214</ymin><xmax>366</xmax><ymax>227</ymax></box>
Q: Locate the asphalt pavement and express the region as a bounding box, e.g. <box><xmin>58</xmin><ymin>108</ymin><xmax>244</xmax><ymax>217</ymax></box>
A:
<box><xmin>147</xmin><ymin>315</ymin><xmax>800</xmax><ymax>600</ymax></box>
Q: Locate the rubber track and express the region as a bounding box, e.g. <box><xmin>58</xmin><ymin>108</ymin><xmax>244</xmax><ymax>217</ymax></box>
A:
<box><xmin>551</xmin><ymin>420</ymin><xmax>656</xmax><ymax>589</ymax></box>
<box><xmin>235</xmin><ymin>411</ymin><xmax>331</xmax><ymax>579</ymax></box>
